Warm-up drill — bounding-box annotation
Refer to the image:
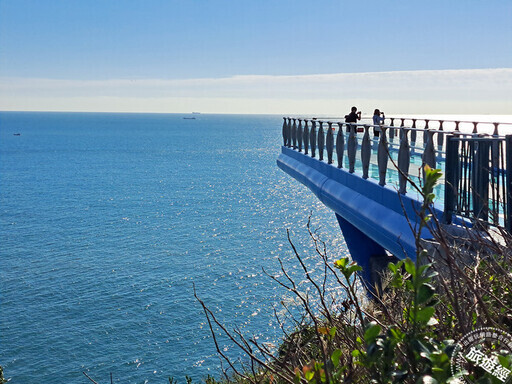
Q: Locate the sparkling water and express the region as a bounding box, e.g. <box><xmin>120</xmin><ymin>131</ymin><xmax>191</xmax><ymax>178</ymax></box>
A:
<box><xmin>0</xmin><ymin>112</ymin><xmax>346</xmax><ymax>383</ymax></box>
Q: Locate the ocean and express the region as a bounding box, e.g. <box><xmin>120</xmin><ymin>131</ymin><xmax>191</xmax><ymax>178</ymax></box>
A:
<box><xmin>0</xmin><ymin>112</ymin><xmax>345</xmax><ymax>383</ymax></box>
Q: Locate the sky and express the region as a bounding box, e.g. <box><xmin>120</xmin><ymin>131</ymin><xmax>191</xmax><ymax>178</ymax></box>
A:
<box><xmin>0</xmin><ymin>0</ymin><xmax>511</xmax><ymax>115</ymax></box>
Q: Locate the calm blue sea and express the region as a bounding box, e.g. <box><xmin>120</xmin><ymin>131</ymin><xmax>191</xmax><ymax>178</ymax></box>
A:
<box><xmin>0</xmin><ymin>112</ymin><xmax>346</xmax><ymax>383</ymax></box>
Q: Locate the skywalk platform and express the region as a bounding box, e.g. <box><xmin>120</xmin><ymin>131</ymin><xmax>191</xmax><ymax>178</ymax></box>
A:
<box><xmin>277</xmin><ymin>117</ymin><xmax>512</xmax><ymax>285</ymax></box>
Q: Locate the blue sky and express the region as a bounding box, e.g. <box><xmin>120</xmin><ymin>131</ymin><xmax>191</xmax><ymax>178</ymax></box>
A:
<box><xmin>1</xmin><ymin>0</ymin><xmax>511</xmax><ymax>114</ymax></box>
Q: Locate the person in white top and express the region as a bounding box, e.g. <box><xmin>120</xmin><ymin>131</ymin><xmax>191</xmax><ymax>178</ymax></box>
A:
<box><xmin>372</xmin><ymin>109</ymin><xmax>385</xmax><ymax>137</ymax></box>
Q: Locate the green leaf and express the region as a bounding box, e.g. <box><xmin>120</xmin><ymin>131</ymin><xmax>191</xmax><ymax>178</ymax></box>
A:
<box><xmin>389</xmin><ymin>327</ymin><xmax>405</xmax><ymax>341</ymax></box>
<box><xmin>416</xmin><ymin>306</ymin><xmax>436</xmax><ymax>324</ymax></box>
<box><xmin>417</xmin><ymin>283</ymin><xmax>436</xmax><ymax>304</ymax></box>
<box><xmin>329</xmin><ymin>326</ymin><xmax>337</xmax><ymax>339</ymax></box>
<box><xmin>346</xmin><ymin>264</ymin><xmax>363</xmax><ymax>277</ymax></box>
<box><xmin>417</xmin><ymin>264</ymin><xmax>432</xmax><ymax>276</ymax></box>
<box><xmin>431</xmin><ymin>367</ymin><xmax>445</xmax><ymax>374</ymax></box>
<box><xmin>364</xmin><ymin>323</ymin><xmax>381</xmax><ymax>344</ymax></box>
<box><xmin>404</xmin><ymin>258</ymin><xmax>416</xmax><ymax>277</ymax></box>
<box><xmin>320</xmin><ymin>368</ymin><xmax>326</xmax><ymax>383</ymax></box>
<box><xmin>294</xmin><ymin>369</ymin><xmax>301</xmax><ymax>384</ymax></box>
<box><xmin>498</xmin><ymin>354</ymin><xmax>511</xmax><ymax>368</ymax></box>
<box><xmin>411</xmin><ymin>339</ymin><xmax>430</xmax><ymax>356</ymax></box>
<box><xmin>426</xmin><ymin>270</ymin><xmax>439</xmax><ymax>279</ymax></box>
<box><xmin>423</xmin><ymin>166</ymin><xmax>443</xmax><ymax>196</ymax></box>
<box><xmin>331</xmin><ymin>349</ymin><xmax>342</xmax><ymax>367</ymax></box>
<box><xmin>334</xmin><ymin>258</ymin><xmax>349</xmax><ymax>269</ymax></box>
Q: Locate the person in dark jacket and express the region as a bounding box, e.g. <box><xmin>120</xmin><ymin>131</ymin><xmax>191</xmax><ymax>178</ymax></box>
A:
<box><xmin>344</xmin><ymin>106</ymin><xmax>361</xmax><ymax>132</ymax></box>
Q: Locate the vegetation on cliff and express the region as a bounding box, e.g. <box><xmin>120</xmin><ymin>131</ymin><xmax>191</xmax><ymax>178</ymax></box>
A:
<box><xmin>196</xmin><ymin>167</ymin><xmax>512</xmax><ymax>384</ymax></box>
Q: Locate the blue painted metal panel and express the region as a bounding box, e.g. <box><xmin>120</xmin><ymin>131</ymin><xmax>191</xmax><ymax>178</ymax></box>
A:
<box><xmin>277</xmin><ymin>146</ymin><xmax>444</xmax><ymax>261</ymax></box>
<box><xmin>335</xmin><ymin>213</ymin><xmax>388</xmax><ymax>284</ymax></box>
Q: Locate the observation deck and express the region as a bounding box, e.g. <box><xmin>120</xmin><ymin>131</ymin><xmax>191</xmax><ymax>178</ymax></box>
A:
<box><xmin>277</xmin><ymin>116</ymin><xmax>512</xmax><ymax>285</ymax></box>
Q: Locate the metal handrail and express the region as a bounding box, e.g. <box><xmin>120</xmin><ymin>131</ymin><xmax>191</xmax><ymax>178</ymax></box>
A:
<box><xmin>281</xmin><ymin>117</ymin><xmax>512</xmax><ymax>231</ymax></box>
<box><xmin>285</xmin><ymin>116</ymin><xmax>512</xmax><ymax>136</ymax></box>
<box><xmin>444</xmin><ymin>134</ymin><xmax>511</xmax><ymax>230</ymax></box>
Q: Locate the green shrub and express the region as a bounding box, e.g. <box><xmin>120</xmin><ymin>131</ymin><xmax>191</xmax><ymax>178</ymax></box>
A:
<box><xmin>196</xmin><ymin>166</ymin><xmax>512</xmax><ymax>384</ymax></box>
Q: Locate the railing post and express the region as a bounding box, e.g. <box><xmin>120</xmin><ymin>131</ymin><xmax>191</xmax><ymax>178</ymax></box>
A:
<box><xmin>399</xmin><ymin>122</ymin><xmax>405</xmax><ymax>141</ymax></box>
<box><xmin>318</xmin><ymin>121</ymin><xmax>325</xmax><ymax>161</ymax></box>
<box><xmin>292</xmin><ymin>118</ymin><xmax>297</xmax><ymax>149</ymax></box>
<box><xmin>303</xmin><ymin>120</ymin><xmax>309</xmax><ymax>155</ymax></box>
<box><xmin>492</xmin><ymin>123</ymin><xmax>499</xmax><ymax>165</ymax></box>
<box><xmin>297</xmin><ymin>119</ymin><xmax>303</xmax><ymax>152</ymax></box>
<box><xmin>378</xmin><ymin>126</ymin><xmax>389</xmax><ymax>186</ymax></box>
<box><xmin>398</xmin><ymin>128</ymin><xmax>410</xmax><ymax>194</ymax></box>
<box><xmin>422</xmin><ymin>129</ymin><xmax>436</xmax><ymax>178</ymax></box>
<box><xmin>287</xmin><ymin>118</ymin><xmax>292</xmax><ymax>147</ymax></box>
<box><xmin>336</xmin><ymin>123</ymin><xmax>345</xmax><ymax>168</ymax></box>
<box><xmin>506</xmin><ymin>135</ymin><xmax>512</xmax><ymax>232</ymax></box>
<box><xmin>423</xmin><ymin>120</ymin><xmax>429</xmax><ymax>147</ymax></box>
<box><xmin>410</xmin><ymin>119</ymin><xmax>417</xmax><ymax>146</ymax></box>
<box><xmin>437</xmin><ymin>120</ymin><xmax>444</xmax><ymax>151</ymax></box>
<box><xmin>310</xmin><ymin>120</ymin><xmax>317</xmax><ymax>158</ymax></box>
<box><xmin>361</xmin><ymin>125</ymin><xmax>371</xmax><ymax>179</ymax></box>
<box><xmin>389</xmin><ymin>117</ymin><xmax>395</xmax><ymax>140</ymax></box>
<box><xmin>491</xmin><ymin>124</ymin><xmax>499</xmax><ymax>176</ymax></box>
<box><xmin>444</xmin><ymin>135</ymin><xmax>460</xmax><ymax>224</ymax></box>
<box><xmin>389</xmin><ymin>118</ymin><xmax>395</xmax><ymax>142</ymax></box>
<box><xmin>282</xmin><ymin>117</ymin><xmax>287</xmax><ymax>146</ymax></box>
<box><xmin>347</xmin><ymin>125</ymin><xmax>357</xmax><ymax>173</ymax></box>
<box><xmin>326</xmin><ymin>122</ymin><xmax>334</xmax><ymax>164</ymax></box>
<box><xmin>473</xmin><ymin>139</ymin><xmax>490</xmax><ymax>223</ymax></box>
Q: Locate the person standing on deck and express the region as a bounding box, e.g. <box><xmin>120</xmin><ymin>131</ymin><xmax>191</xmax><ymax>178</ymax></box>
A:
<box><xmin>344</xmin><ymin>106</ymin><xmax>361</xmax><ymax>132</ymax></box>
<box><xmin>372</xmin><ymin>109</ymin><xmax>385</xmax><ymax>137</ymax></box>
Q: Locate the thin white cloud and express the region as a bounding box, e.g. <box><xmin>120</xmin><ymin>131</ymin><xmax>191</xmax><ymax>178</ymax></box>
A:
<box><xmin>1</xmin><ymin>68</ymin><xmax>511</xmax><ymax>114</ymax></box>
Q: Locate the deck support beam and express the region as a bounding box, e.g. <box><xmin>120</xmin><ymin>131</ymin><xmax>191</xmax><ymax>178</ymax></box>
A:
<box><xmin>336</xmin><ymin>213</ymin><xmax>395</xmax><ymax>289</ymax></box>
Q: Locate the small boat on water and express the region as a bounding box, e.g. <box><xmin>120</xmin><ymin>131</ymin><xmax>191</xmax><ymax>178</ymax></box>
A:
<box><xmin>13</xmin><ymin>133</ymin><xmax>21</xmax><ymax>136</ymax></box>
<box><xmin>183</xmin><ymin>117</ymin><xmax>196</xmax><ymax>120</ymax></box>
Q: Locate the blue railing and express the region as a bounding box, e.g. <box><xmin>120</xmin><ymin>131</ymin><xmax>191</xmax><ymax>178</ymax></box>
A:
<box><xmin>445</xmin><ymin>135</ymin><xmax>512</xmax><ymax>231</ymax></box>
<box><xmin>282</xmin><ymin>117</ymin><xmax>512</xmax><ymax>231</ymax></box>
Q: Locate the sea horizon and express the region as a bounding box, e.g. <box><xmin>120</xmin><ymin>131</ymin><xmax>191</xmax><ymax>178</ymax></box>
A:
<box><xmin>1</xmin><ymin>110</ymin><xmax>511</xmax><ymax>383</ymax></box>
<box><xmin>0</xmin><ymin>112</ymin><xmax>345</xmax><ymax>383</ymax></box>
